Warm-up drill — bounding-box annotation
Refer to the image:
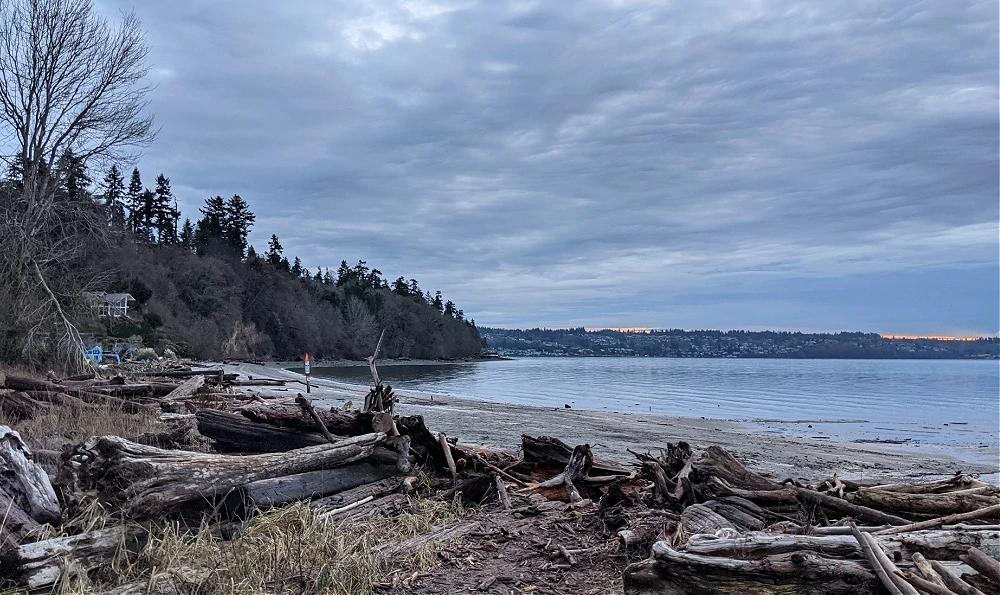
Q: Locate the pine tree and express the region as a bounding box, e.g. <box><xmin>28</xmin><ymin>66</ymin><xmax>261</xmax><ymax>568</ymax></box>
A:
<box><xmin>58</xmin><ymin>149</ymin><xmax>90</xmax><ymax>202</ymax></box>
<box><xmin>126</xmin><ymin>168</ymin><xmax>143</xmax><ymax>234</ymax></box>
<box><xmin>224</xmin><ymin>194</ymin><xmax>255</xmax><ymax>258</ymax></box>
<box><xmin>444</xmin><ymin>300</ymin><xmax>455</xmax><ymax>317</ymax></box>
<box><xmin>102</xmin><ymin>165</ymin><xmax>126</xmax><ymax>229</ymax></box>
<box><xmin>432</xmin><ymin>291</ymin><xmax>444</xmax><ymax>313</ymax></box>
<box><xmin>153</xmin><ymin>174</ymin><xmax>178</xmax><ymax>243</ymax></box>
<box><xmin>195</xmin><ymin>196</ymin><xmax>227</xmax><ymax>255</ymax></box>
<box><xmin>265</xmin><ymin>234</ymin><xmax>284</xmax><ymax>267</ymax></box>
<box><xmin>313</xmin><ymin>268</ymin><xmax>323</xmax><ymax>283</ymax></box>
<box><xmin>138</xmin><ymin>188</ymin><xmax>156</xmax><ymax>241</ymax></box>
<box><xmin>291</xmin><ymin>256</ymin><xmax>303</xmax><ymax>278</ymax></box>
<box><xmin>179</xmin><ymin>218</ymin><xmax>195</xmax><ymax>249</ymax></box>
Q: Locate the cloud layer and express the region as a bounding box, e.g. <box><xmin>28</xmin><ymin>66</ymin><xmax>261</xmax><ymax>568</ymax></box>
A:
<box><xmin>99</xmin><ymin>0</ymin><xmax>998</xmax><ymax>334</ymax></box>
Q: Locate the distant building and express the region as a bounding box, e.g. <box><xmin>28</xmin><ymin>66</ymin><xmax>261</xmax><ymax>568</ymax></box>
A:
<box><xmin>84</xmin><ymin>292</ymin><xmax>137</xmax><ymax>318</ymax></box>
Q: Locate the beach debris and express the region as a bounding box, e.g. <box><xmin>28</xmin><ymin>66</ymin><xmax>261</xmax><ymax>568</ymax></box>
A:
<box><xmin>0</xmin><ymin>359</ymin><xmax>997</xmax><ymax>593</ymax></box>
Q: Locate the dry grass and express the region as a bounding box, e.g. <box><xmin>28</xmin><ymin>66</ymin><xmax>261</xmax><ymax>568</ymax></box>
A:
<box><xmin>68</xmin><ymin>497</ymin><xmax>466</xmax><ymax>595</ymax></box>
<box><xmin>1</xmin><ymin>368</ymin><xmax>470</xmax><ymax>594</ymax></box>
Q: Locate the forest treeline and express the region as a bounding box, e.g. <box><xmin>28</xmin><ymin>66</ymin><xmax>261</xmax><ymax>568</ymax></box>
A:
<box><xmin>0</xmin><ymin>158</ymin><xmax>484</xmax><ymax>364</ymax></box>
<box><xmin>480</xmin><ymin>327</ymin><xmax>999</xmax><ymax>359</ymax></box>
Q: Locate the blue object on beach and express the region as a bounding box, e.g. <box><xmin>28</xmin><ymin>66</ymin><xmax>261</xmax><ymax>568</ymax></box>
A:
<box><xmin>83</xmin><ymin>345</ymin><xmax>121</xmax><ymax>365</ymax></box>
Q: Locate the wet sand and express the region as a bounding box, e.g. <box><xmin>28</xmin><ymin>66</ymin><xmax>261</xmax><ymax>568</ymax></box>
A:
<box><xmin>222</xmin><ymin>361</ymin><xmax>999</xmax><ymax>484</ymax></box>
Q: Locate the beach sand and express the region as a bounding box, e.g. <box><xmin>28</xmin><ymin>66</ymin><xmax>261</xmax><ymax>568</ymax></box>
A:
<box><xmin>222</xmin><ymin>361</ymin><xmax>999</xmax><ymax>484</ymax></box>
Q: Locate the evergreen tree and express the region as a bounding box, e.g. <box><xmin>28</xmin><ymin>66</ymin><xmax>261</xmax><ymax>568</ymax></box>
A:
<box><xmin>224</xmin><ymin>194</ymin><xmax>255</xmax><ymax>258</ymax></box>
<box><xmin>432</xmin><ymin>291</ymin><xmax>444</xmax><ymax>313</ymax></box>
<box><xmin>179</xmin><ymin>218</ymin><xmax>195</xmax><ymax>249</ymax></box>
<box><xmin>336</xmin><ymin>260</ymin><xmax>351</xmax><ymax>286</ymax></box>
<box><xmin>58</xmin><ymin>149</ymin><xmax>90</xmax><ymax>202</ymax></box>
<box><xmin>265</xmin><ymin>234</ymin><xmax>284</xmax><ymax>267</ymax></box>
<box><xmin>153</xmin><ymin>174</ymin><xmax>179</xmax><ymax>243</ymax></box>
<box><xmin>290</xmin><ymin>256</ymin><xmax>302</xmax><ymax>278</ymax></box>
<box><xmin>313</xmin><ymin>268</ymin><xmax>323</xmax><ymax>283</ymax></box>
<box><xmin>194</xmin><ymin>195</ymin><xmax>227</xmax><ymax>255</ymax></box>
<box><xmin>126</xmin><ymin>168</ymin><xmax>143</xmax><ymax>234</ymax></box>
<box><xmin>444</xmin><ymin>300</ymin><xmax>455</xmax><ymax>317</ymax></box>
<box><xmin>102</xmin><ymin>164</ymin><xmax>126</xmax><ymax>229</ymax></box>
<box><xmin>138</xmin><ymin>188</ymin><xmax>157</xmax><ymax>241</ymax></box>
<box><xmin>392</xmin><ymin>276</ymin><xmax>410</xmax><ymax>296</ymax></box>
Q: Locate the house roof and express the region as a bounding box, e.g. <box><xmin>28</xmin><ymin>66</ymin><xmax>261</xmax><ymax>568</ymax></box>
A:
<box><xmin>83</xmin><ymin>292</ymin><xmax>137</xmax><ymax>303</ymax></box>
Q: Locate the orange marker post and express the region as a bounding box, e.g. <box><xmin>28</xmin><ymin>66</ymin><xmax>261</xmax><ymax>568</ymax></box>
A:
<box><xmin>304</xmin><ymin>353</ymin><xmax>311</xmax><ymax>393</ymax></box>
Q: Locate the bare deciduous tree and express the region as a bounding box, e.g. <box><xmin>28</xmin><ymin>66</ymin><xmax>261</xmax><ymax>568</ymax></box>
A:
<box><xmin>0</xmin><ymin>0</ymin><xmax>155</xmax><ymax>370</ymax></box>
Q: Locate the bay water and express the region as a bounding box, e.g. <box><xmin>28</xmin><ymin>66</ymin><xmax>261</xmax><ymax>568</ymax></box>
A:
<box><xmin>309</xmin><ymin>357</ymin><xmax>999</xmax><ymax>466</ymax></box>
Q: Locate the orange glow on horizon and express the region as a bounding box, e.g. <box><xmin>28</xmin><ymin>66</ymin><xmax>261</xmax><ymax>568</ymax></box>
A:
<box><xmin>881</xmin><ymin>334</ymin><xmax>991</xmax><ymax>341</ymax></box>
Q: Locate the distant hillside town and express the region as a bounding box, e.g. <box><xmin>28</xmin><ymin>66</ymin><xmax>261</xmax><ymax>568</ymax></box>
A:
<box><xmin>479</xmin><ymin>328</ymin><xmax>999</xmax><ymax>359</ymax></box>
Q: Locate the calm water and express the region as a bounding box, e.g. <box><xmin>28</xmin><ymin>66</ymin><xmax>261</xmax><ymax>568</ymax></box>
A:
<box><xmin>310</xmin><ymin>358</ymin><xmax>999</xmax><ymax>463</ymax></box>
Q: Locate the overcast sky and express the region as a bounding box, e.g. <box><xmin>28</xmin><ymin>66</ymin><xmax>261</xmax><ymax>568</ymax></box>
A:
<box><xmin>98</xmin><ymin>0</ymin><xmax>998</xmax><ymax>336</ymax></box>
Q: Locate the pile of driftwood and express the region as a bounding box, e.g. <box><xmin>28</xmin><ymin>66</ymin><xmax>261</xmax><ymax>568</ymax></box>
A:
<box><xmin>0</xmin><ymin>362</ymin><xmax>997</xmax><ymax>593</ymax></box>
<box><xmin>620</xmin><ymin>442</ymin><xmax>1000</xmax><ymax>594</ymax></box>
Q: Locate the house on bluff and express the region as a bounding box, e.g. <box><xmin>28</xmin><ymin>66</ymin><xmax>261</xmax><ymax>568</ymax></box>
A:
<box><xmin>83</xmin><ymin>292</ymin><xmax>137</xmax><ymax>318</ymax></box>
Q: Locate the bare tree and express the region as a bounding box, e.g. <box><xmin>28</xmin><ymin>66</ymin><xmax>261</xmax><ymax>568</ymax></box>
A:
<box><xmin>0</xmin><ymin>0</ymin><xmax>155</xmax><ymax>371</ymax></box>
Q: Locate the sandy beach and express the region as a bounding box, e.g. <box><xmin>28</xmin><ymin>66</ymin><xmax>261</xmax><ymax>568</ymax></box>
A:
<box><xmin>222</xmin><ymin>361</ymin><xmax>999</xmax><ymax>484</ymax></box>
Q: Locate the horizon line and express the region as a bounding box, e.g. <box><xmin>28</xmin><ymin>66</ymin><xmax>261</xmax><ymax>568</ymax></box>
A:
<box><xmin>479</xmin><ymin>326</ymin><xmax>999</xmax><ymax>340</ymax></box>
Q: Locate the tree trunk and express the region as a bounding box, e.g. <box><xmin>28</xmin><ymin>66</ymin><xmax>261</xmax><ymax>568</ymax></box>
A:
<box><xmin>0</xmin><ymin>427</ymin><xmax>59</xmax><ymax>524</ymax></box>
<box><xmin>849</xmin><ymin>487</ymin><xmax>1000</xmax><ymax>517</ymax></box>
<box><xmin>521</xmin><ymin>434</ymin><xmax>633</xmax><ymax>477</ymax></box>
<box><xmin>3</xmin><ymin>374</ymin><xmax>151</xmax><ymax>413</ymax></box>
<box><xmin>196</xmin><ymin>409</ymin><xmax>333</xmax><ymax>452</ymax></box>
<box><xmin>692</xmin><ymin>445</ymin><xmax>783</xmax><ymax>492</ymax></box>
<box><xmin>237</xmin><ymin>400</ymin><xmax>373</xmax><ymax>435</ymax></box>
<box><xmin>223</xmin><ymin>461</ymin><xmax>401</xmax><ymax>516</ymax></box>
<box><xmin>66</xmin><ymin>432</ymin><xmax>385</xmax><ymax>517</ymax></box>
<box><xmin>162</xmin><ymin>375</ymin><xmax>205</xmax><ymax>400</ymax></box>
<box><xmin>0</xmin><ymin>526</ymin><xmax>146</xmax><ymax>590</ymax></box>
<box><xmin>623</xmin><ymin>541</ymin><xmax>878</xmax><ymax>594</ymax></box>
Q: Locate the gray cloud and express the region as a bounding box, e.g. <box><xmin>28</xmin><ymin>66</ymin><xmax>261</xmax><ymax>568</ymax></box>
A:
<box><xmin>96</xmin><ymin>0</ymin><xmax>998</xmax><ymax>334</ymax></box>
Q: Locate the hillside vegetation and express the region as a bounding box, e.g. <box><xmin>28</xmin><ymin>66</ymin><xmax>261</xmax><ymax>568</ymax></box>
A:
<box><xmin>0</xmin><ymin>161</ymin><xmax>483</xmax><ymax>365</ymax></box>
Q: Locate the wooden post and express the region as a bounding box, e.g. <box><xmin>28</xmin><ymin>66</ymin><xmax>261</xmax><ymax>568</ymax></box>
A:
<box><xmin>304</xmin><ymin>353</ymin><xmax>311</xmax><ymax>394</ymax></box>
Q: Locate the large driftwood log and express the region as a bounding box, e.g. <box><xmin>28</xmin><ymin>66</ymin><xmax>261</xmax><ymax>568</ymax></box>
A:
<box><xmin>3</xmin><ymin>375</ymin><xmax>151</xmax><ymax>413</ymax></box>
<box><xmin>849</xmin><ymin>486</ymin><xmax>1000</xmax><ymax>516</ymax></box>
<box><xmin>692</xmin><ymin>446</ymin><xmax>783</xmax><ymax>492</ymax></box>
<box><xmin>311</xmin><ymin>477</ymin><xmax>403</xmax><ymax>513</ymax></box>
<box><xmin>0</xmin><ymin>526</ymin><xmax>146</xmax><ymax>590</ymax></box>
<box><xmin>623</xmin><ymin>541</ymin><xmax>878</xmax><ymax>594</ymax></box>
<box><xmin>237</xmin><ymin>401</ymin><xmax>373</xmax><ymax>435</ymax></box>
<box><xmin>196</xmin><ymin>409</ymin><xmax>332</xmax><ymax>452</ymax></box>
<box><xmin>0</xmin><ymin>427</ymin><xmax>59</xmax><ymax>526</ymax></box>
<box><xmin>683</xmin><ymin>529</ymin><xmax>999</xmax><ymax>562</ymax></box>
<box><xmin>223</xmin><ymin>462</ymin><xmax>401</xmax><ymax>516</ymax></box>
<box><xmin>869</xmin><ymin>475</ymin><xmax>994</xmax><ymax>494</ymax></box>
<box><xmin>67</xmin><ymin>432</ymin><xmax>386</xmax><ymax>517</ymax></box>
<box><xmin>162</xmin><ymin>375</ymin><xmax>205</xmax><ymax>400</ymax></box>
<box><xmin>521</xmin><ymin>435</ymin><xmax>632</xmax><ymax>476</ymax></box>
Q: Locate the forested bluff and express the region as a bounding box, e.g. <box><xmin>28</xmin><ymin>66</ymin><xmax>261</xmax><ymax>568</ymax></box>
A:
<box><xmin>480</xmin><ymin>328</ymin><xmax>999</xmax><ymax>359</ymax></box>
<box><xmin>0</xmin><ymin>161</ymin><xmax>483</xmax><ymax>366</ymax></box>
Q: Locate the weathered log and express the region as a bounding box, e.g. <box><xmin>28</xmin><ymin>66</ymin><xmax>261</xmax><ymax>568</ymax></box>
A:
<box><xmin>850</xmin><ymin>487</ymin><xmax>1000</xmax><ymax>517</ymax></box>
<box><xmin>875</xmin><ymin>504</ymin><xmax>1000</xmax><ymax>535</ymax></box>
<box><xmin>0</xmin><ymin>427</ymin><xmax>59</xmax><ymax>525</ymax></box>
<box><xmin>21</xmin><ymin>390</ymin><xmax>101</xmax><ymax>410</ymax></box>
<box><xmin>3</xmin><ymin>375</ymin><xmax>150</xmax><ymax>413</ymax></box>
<box><xmin>682</xmin><ymin>529</ymin><xmax>999</xmax><ymax>563</ymax></box>
<box><xmin>67</xmin><ymin>432</ymin><xmax>385</xmax><ymax>517</ymax></box>
<box><xmin>223</xmin><ymin>462</ymin><xmax>401</xmax><ymax>516</ymax></box>
<box><xmin>851</xmin><ymin>523</ymin><xmax>919</xmax><ymax>595</ymax></box>
<box><xmin>795</xmin><ymin>486</ymin><xmax>911</xmax><ymax>526</ymax></box>
<box><xmin>903</xmin><ymin>573</ymin><xmax>960</xmax><ymax>595</ymax></box>
<box><xmin>682</xmin><ymin>532</ymin><xmax>1000</xmax><ymax>562</ymax></box>
<box><xmin>0</xmin><ymin>391</ymin><xmax>52</xmax><ymax>420</ymax></box>
<box><xmin>962</xmin><ymin>546</ymin><xmax>1000</xmax><ymax>584</ymax></box>
<box><xmin>144</xmin><ymin>369</ymin><xmax>223</xmax><ymax>379</ymax></box>
<box><xmin>495</xmin><ymin>475</ymin><xmax>512</xmax><ymax>510</ymax></box>
<box><xmin>869</xmin><ymin>475</ymin><xmax>993</xmax><ymax>494</ymax></box>
<box><xmin>237</xmin><ymin>400</ymin><xmax>373</xmax><ymax>435</ymax></box>
<box><xmin>931</xmin><ymin>559</ymin><xmax>987</xmax><ymax>595</ymax></box>
<box><xmin>623</xmin><ymin>541</ymin><xmax>879</xmax><ymax>595</ymax></box>
<box><xmin>196</xmin><ymin>409</ymin><xmax>332</xmax><ymax>452</ymax></box>
<box><xmin>0</xmin><ymin>526</ymin><xmax>146</xmax><ymax>590</ymax></box>
<box><xmin>295</xmin><ymin>394</ymin><xmax>338</xmax><ymax>444</ymax></box>
<box><xmin>911</xmin><ymin>552</ymin><xmax>951</xmax><ymax>590</ymax></box>
<box><xmin>521</xmin><ymin>435</ymin><xmax>632</xmax><ymax>476</ymax></box>
<box><xmin>311</xmin><ymin>477</ymin><xmax>402</xmax><ymax>513</ymax></box>
<box><xmin>702</xmin><ymin>499</ymin><xmax>766</xmax><ymax>531</ymax></box>
<box><xmin>162</xmin><ymin>375</ymin><xmax>205</xmax><ymax>400</ymax></box>
<box><xmin>692</xmin><ymin>445</ymin><xmax>783</xmax><ymax>492</ymax></box>
<box><xmin>526</xmin><ymin>444</ymin><xmax>593</xmax><ymax>503</ymax></box>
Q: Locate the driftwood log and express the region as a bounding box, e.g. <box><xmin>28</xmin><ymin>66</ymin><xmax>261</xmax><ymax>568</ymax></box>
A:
<box><xmin>195</xmin><ymin>409</ymin><xmax>333</xmax><ymax>452</ymax></box>
<box><xmin>849</xmin><ymin>486</ymin><xmax>1000</xmax><ymax>516</ymax></box>
<box><xmin>236</xmin><ymin>400</ymin><xmax>373</xmax><ymax>435</ymax></box>
<box><xmin>623</xmin><ymin>540</ymin><xmax>879</xmax><ymax>594</ymax></box>
<box><xmin>522</xmin><ymin>434</ymin><xmax>632</xmax><ymax>477</ymax></box>
<box><xmin>3</xmin><ymin>375</ymin><xmax>151</xmax><ymax>413</ymax></box>
<box><xmin>0</xmin><ymin>526</ymin><xmax>146</xmax><ymax>590</ymax></box>
<box><xmin>67</xmin><ymin>432</ymin><xmax>386</xmax><ymax>517</ymax></box>
<box><xmin>0</xmin><ymin>427</ymin><xmax>59</xmax><ymax>549</ymax></box>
